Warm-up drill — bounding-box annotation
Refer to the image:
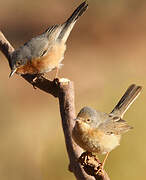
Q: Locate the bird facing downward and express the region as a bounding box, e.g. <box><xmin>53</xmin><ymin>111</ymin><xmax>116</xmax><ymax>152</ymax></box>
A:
<box><xmin>9</xmin><ymin>1</ymin><xmax>88</xmax><ymax>78</ymax></box>
<box><xmin>72</xmin><ymin>84</ymin><xmax>142</xmax><ymax>167</ymax></box>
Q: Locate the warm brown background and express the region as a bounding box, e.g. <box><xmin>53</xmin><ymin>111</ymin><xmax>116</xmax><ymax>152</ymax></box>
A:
<box><xmin>0</xmin><ymin>0</ymin><xmax>146</xmax><ymax>180</ymax></box>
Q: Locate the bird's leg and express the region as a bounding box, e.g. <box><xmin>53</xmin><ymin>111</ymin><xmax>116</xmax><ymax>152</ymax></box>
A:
<box><xmin>55</xmin><ymin>67</ymin><xmax>59</xmax><ymax>79</ymax></box>
<box><xmin>54</xmin><ymin>63</ymin><xmax>64</xmax><ymax>80</ymax></box>
<box><xmin>96</xmin><ymin>152</ymin><xmax>110</xmax><ymax>175</ymax></box>
<box><xmin>101</xmin><ymin>152</ymin><xmax>110</xmax><ymax>168</ymax></box>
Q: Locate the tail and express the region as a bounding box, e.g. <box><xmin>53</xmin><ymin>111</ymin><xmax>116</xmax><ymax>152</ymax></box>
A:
<box><xmin>58</xmin><ymin>1</ymin><xmax>88</xmax><ymax>42</ymax></box>
<box><xmin>110</xmin><ymin>84</ymin><xmax>142</xmax><ymax>118</ymax></box>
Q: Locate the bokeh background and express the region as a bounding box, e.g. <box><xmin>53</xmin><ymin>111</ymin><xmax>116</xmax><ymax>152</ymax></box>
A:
<box><xmin>0</xmin><ymin>0</ymin><xmax>146</xmax><ymax>179</ymax></box>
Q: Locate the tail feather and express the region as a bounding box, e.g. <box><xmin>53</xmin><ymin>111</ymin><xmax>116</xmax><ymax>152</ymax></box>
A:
<box><xmin>110</xmin><ymin>84</ymin><xmax>142</xmax><ymax>118</ymax></box>
<box><xmin>58</xmin><ymin>1</ymin><xmax>88</xmax><ymax>42</ymax></box>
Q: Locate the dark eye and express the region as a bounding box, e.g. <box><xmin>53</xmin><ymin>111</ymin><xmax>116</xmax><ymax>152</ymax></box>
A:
<box><xmin>86</xmin><ymin>119</ymin><xmax>91</xmax><ymax>123</ymax></box>
<box><xmin>16</xmin><ymin>61</ymin><xmax>21</xmax><ymax>66</ymax></box>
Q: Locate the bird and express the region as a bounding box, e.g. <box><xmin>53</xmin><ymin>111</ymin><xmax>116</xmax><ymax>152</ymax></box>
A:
<box><xmin>9</xmin><ymin>1</ymin><xmax>88</xmax><ymax>78</ymax></box>
<box><xmin>72</xmin><ymin>84</ymin><xmax>142</xmax><ymax>170</ymax></box>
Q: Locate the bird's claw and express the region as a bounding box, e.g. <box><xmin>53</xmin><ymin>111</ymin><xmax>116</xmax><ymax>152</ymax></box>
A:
<box><xmin>95</xmin><ymin>163</ymin><xmax>104</xmax><ymax>175</ymax></box>
<box><xmin>32</xmin><ymin>74</ymin><xmax>44</xmax><ymax>89</ymax></box>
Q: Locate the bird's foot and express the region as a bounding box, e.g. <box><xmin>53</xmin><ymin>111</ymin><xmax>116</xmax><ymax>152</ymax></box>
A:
<box><xmin>32</xmin><ymin>74</ymin><xmax>44</xmax><ymax>89</ymax></box>
<box><xmin>96</xmin><ymin>152</ymin><xmax>109</xmax><ymax>175</ymax></box>
<box><xmin>95</xmin><ymin>163</ymin><xmax>104</xmax><ymax>175</ymax></box>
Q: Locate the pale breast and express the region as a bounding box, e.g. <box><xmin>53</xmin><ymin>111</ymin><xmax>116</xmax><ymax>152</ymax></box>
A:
<box><xmin>98</xmin><ymin>133</ymin><xmax>121</xmax><ymax>154</ymax></box>
<box><xmin>72</xmin><ymin>121</ymin><xmax>121</xmax><ymax>154</ymax></box>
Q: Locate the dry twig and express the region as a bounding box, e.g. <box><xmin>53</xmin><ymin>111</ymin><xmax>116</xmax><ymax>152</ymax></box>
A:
<box><xmin>0</xmin><ymin>30</ymin><xmax>110</xmax><ymax>180</ymax></box>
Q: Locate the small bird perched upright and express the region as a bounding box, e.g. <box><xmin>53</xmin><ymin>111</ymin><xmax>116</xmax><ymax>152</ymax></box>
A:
<box><xmin>72</xmin><ymin>84</ymin><xmax>142</xmax><ymax>169</ymax></box>
<box><xmin>9</xmin><ymin>1</ymin><xmax>88</xmax><ymax>78</ymax></box>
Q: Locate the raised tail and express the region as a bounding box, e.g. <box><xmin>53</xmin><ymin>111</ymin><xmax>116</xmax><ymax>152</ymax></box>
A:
<box><xmin>110</xmin><ymin>84</ymin><xmax>142</xmax><ymax>118</ymax></box>
<box><xmin>58</xmin><ymin>1</ymin><xmax>88</xmax><ymax>42</ymax></box>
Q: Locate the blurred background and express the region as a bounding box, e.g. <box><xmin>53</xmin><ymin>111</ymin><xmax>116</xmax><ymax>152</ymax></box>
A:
<box><xmin>0</xmin><ymin>0</ymin><xmax>146</xmax><ymax>179</ymax></box>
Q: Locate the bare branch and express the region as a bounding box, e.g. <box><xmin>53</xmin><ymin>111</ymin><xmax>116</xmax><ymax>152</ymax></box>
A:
<box><xmin>58</xmin><ymin>79</ymin><xmax>95</xmax><ymax>180</ymax></box>
<box><xmin>0</xmin><ymin>31</ymin><xmax>14</xmax><ymax>67</ymax></box>
<box><xmin>79</xmin><ymin>152</ymin><xmax>110</xmax><ymax>180</ymax></box>
<box><xmin>0</xmin><ymin>30</ymin><xmax>110</xmax><ymax>180</ymax></box>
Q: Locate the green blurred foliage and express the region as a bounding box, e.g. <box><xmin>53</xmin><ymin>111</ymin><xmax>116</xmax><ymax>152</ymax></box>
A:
<box><xmin>0</xmin><ymin>0</ymin><xmax>146</xmax><ymax>180</ymax></box>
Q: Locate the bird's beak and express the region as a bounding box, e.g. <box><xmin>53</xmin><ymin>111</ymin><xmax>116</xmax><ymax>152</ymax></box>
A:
<box><xmin>9</xmin><ymin>68</ymin><xmax>17</xmax><ymax>78</ymax></box>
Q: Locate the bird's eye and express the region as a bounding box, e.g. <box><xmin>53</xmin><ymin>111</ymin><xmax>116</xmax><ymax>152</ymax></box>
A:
<box><xmin>16</xmin><ymin>61</ymin><xmax>21</xmax><ymax>66</ymax></box>
<box><xmin>86</xmin><ymin>119</ymin><xmax>91</xmax><ymax>123</ymax></box>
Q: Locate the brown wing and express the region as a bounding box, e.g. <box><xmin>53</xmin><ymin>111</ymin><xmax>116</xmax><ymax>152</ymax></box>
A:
<box><xmin>98</xmin><ymin>116</ymin><xmax>133</xmax><ymax>135</ymax></box>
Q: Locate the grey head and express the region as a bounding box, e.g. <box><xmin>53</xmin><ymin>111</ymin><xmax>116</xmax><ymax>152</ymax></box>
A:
<box><xmin>9</xmin><ymin>47</ymin><xmax>31</xmax><ymax>77</ymax></box>
<box><xmin>76</xmin><ymin>106</ymin><xmax>103</xmax><ymax>128</ymax></box>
